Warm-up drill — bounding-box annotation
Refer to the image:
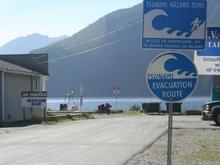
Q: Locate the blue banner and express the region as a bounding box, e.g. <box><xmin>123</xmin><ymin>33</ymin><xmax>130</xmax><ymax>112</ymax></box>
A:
<box><xmin>197</xmin><ymin>27</ymin><xmax>220</xmax><ymax>56</ymax></box>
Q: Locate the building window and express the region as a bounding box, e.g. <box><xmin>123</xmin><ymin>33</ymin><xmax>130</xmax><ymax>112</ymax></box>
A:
<box><xmin>32</xmin><ymin>77</ymin><xmax>38</xmax><ymax>91</ymax></box>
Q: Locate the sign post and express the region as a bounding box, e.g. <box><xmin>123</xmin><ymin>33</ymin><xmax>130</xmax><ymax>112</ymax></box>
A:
<box><xmin>146</xmin><ymin>52</ymin><xmax>198</xmax><ymax>165</ymax></box>
<box><xmin>113</xmin><ymin>87</ymin><xmax>120</xmax><ymax>110</ymax></box>
<box><xmin>23</xmin><ymin>107</ymin><xmax>26</xmax><ymax>121</ymax></box>
<box><xmin>167</xmin><ymin>103</ymin><xmax>173</xmax><ymax>165</ymax></box>
<box><xmin>142</xmin><ymin>0</ymin><xmax>207</xmax><ymax>50</ymax></box>
<box><xmin>80</xmin><ymin>85</ymin><xmax>84</xmax><ymax>112</ymax></box>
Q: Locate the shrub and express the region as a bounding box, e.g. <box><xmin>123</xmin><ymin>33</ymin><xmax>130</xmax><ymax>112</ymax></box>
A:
<box><xmin>129</xmin><ymin>105</ymin><xmax>141</xmax><ymax>111</ymax></box>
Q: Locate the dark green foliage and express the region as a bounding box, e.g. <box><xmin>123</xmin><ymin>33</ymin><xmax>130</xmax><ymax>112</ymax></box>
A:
<box><xmin>129</xmin><ymin>105</ymin><xmax>141</xmax><ymax>111</ymax></box>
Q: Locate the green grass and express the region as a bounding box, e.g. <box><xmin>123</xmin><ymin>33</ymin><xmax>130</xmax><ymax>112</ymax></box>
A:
<box><xmin>47</xmin><ymin>118</ymin><xmax>73</xmax><ymax>124</ymax></box>
<box><xmin>46</xmin><ymin>113</ymin><xmax>94</xmax><ymax>123</ymax></box>
<box><xmin>199</xmin><ymin>138</ymin><xmax>220</xmax><ymax>146</ymax></box>
<box><xmin>122</xmin><ymin>111</ymin><xmax>143</xmax><ymax>116</ymax></box>
<box><xmin>71</xmin><ymin>113</ymin><xmax>95</xmax><ymax>120</ymax></box>
<box><xmin>129</xmin><ymin>105</ymin><xmax>141</xmax><ymax>111</ymax></box>
<box><xmin>186</xmin><ymin>149</ymin><xmax>220</xmax><ymax>162</ymax></box>
<box><xmin>185</xmin><ymin>138</ymin><xmax>220</xmax><ymax>163</ymax></box>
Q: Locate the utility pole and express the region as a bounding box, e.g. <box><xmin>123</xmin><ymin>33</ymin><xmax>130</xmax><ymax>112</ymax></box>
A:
<box><xmin>80</xmin><ymin>85</ymin><xmax>84</xmax><ymax>112</ymax></box>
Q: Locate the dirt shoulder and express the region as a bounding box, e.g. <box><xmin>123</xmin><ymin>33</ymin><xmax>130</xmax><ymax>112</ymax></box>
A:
<box><xmin>126</xmin><ymin>117</ymin><xmax>220</xmax><ymax>165</ymax></box>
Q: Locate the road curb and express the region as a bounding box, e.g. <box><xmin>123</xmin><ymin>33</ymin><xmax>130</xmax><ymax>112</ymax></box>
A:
<box><xmin>124</xmin><ymin>128</ymin><xmax>168</xmax><ymax>165</ymax></box>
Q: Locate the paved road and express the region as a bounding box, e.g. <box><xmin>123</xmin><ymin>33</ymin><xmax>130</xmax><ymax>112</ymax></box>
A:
<box><xmin>0</xmin><ymin>115</ymin><xmax>167</xmax><ymax>165</ymax></box>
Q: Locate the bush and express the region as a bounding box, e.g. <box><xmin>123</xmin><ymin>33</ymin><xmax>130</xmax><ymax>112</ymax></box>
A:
<box><xmin>111</xmin><ymin>110</ymin><xmax>124</xmax><ymax>114</ymax></box>
<box><xmin>129</xmin><ymin>105</ymin><xmax>141</xmax><ymax>111</ymax></box>
<box><xmin>82</xmin><ymin>113</ymin><xmax>95</xmax><ymax>119</ymax></box>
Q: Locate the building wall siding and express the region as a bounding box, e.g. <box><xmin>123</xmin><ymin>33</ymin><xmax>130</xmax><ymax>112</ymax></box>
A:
<box><xmin>0</xmin><ymin>71</ymin><xmax>2</xmax><ymax>122</ymax></box>
<box><xmin>30</xmin><ymin>76</ymin><xmax>44</xmax><ymax>120</ymax></box>
<box><xmin>4</xmin><ymin>73</ymin><xmax>32</xmax><ymax>122</ymax></box>
<box><xmin>0</xmin><ymin>72</ymin><xmax>45</xmax><ymax>122</ymax></box>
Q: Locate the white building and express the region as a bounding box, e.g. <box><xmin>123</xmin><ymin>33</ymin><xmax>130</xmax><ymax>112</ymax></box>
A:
<box><xmin>0</xmin><ymin>54</ymin><xmax>49</xmax><ymax>122</ymax></box>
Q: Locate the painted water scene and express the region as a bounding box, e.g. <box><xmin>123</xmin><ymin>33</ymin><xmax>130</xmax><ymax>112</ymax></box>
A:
<box><xmin>0</xmin><ymin>0</ymin><xmax>220</xmax><ymax>165</ymax></box>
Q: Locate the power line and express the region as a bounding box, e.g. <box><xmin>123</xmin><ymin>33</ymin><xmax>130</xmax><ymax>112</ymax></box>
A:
<box><xmin>36</xmin><ymin>20</ymin><xmax>142</xmax><ymax>65</ymax></box>
<box><xmin>37</xmin><ymin>34</ymin><xmax>136</xmax><ymax>64</ymax></box>
<box><xmin>76</xmin><ymin>20</ymin><xmax>142</xmax><ymax>46</ymax></box>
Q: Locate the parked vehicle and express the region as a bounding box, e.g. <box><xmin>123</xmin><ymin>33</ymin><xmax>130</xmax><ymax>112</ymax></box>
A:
<box><xmin>202</xmin><ymin>101</ymin><xmax>220</xmax><ymax>126</ymax></box>
<box><xmin>97</xmin><ymin>103</ymin><xmax>112</xmax><ymax>114</ymax></box>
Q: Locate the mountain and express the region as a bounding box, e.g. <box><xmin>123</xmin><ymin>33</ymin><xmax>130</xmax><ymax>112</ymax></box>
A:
<box><xmin>0</xmin><ymin>33</ymin><xmax>68</xmax><ymax>54</ymax></box>
<box><xmin>32</xmin><ymin>1</ymin><xmax>220</xmax><ymax>97</ymax></box>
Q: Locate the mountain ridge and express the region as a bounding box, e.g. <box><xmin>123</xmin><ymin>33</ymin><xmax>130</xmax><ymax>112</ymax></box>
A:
<box><xmin>0</xmin><ymin>33</ymin><xmax>68</xmax><ymax>54</ymax></box>
<box><xmin>31</xmin><ymin>2</ymin><xmax>219</xmax><ymax>97</ymax></box>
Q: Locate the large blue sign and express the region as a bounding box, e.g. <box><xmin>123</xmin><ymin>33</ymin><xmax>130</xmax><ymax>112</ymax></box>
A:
<box><xmin>146</xmin><ymin>52</ymin><xmax>198</xmax><ymax>102</ymax></box>
<box><xmin>142</xmin><ymin>0</ymin><xmax>207</xmax><ymax>50</ymax></box>
<box><xmin>195</xmin><ymin>27</ymin><xmax>220</xmax><ymax>75</ymax></box>
<box><xmin>197</xmin><ymin>27</ymin><xmax>220</xmax><ymax>56</ymax></box>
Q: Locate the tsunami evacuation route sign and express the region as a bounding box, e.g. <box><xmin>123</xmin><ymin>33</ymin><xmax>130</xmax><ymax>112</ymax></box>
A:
<box><xmin>146</xmin><ymin>52</ymin><xmax>198</xmax><ymax>102</ymax></box>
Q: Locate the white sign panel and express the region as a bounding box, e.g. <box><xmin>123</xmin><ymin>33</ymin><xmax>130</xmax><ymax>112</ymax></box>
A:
<box><xmin>21</xmin><ymin>91</ymin><xmax>47</xmax><ymax>108</ymax></box>
<box><xmin>194</xmin><ymin>27</ymin><xmax>220</xmax><ymax>75</ymax></box>
<box><xmin>113</xmin><ymin>87</ymin><xmax>120</xmax><ymax>95</ymax></box>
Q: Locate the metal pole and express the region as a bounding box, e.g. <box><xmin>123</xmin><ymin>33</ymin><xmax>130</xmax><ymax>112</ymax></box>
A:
<box><xmin>80</xmin><ymin>84</ymin><xmax>83</xmax><ymax>112</ymax></box>
<box><xmin>116</xmin><ymin>94</ymin><xmax>118</xmax><ymax>110</ymax></box>
<box><xmin>1</xmin><ymin>72</ymin><xmax>5</xmax><ymax>122</ymax></box>
<box><xmin>23</xmin><ymin>108</ymin><xmax>26</xmax><ymax>121</ymax></box>
<box><xmin>80</xmin><ymin>96</ymin><xmax>83</xmax><ymax>112</ymax></box>
<box><xmin>44</xmin><ymin>107</ymin><xmax>47</xmax><ymax>123</ymax></box>
<box><xmin>167</xmin><ymin>103</ymin><xmax>173</xmax><ymax>165</ymax></box>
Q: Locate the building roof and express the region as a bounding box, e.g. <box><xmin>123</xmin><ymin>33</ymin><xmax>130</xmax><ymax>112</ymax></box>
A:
<box><xmin>0</xmin><ymin>59</ymin><xmax>45</xmax><ymax>76</ymax></box>
<box><xmin>0</xmin><ymin>54</ymin><xmax>49</xmax><ymax>76</ymax></box>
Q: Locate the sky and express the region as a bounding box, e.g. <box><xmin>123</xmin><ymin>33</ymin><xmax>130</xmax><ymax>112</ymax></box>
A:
<box><xmin>0</xmin><ymin>0</ymin><xmax>142</xmax><ymax>47</ymax></box>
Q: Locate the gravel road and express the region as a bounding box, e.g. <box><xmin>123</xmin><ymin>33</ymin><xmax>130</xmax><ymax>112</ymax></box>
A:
<box><xmin>126</xmin><ymin>116</ymin><xmax>220</xmax><ymax>165</ymax></box>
